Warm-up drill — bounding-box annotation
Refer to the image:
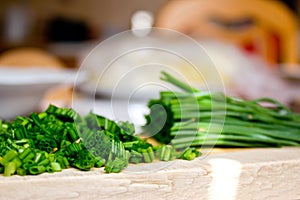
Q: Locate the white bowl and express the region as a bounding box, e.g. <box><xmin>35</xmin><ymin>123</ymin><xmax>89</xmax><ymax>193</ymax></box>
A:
<box><xmin>0</xmin><ymin>66</ymin><xmax>83</xmax><ymax>120</ymax></box>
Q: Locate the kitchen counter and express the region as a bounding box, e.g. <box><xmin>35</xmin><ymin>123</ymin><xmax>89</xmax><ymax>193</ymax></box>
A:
<box><xmin>0</xmin><ymin>147</ymin><xmax>299</xmax><ymax>200</ymax></box>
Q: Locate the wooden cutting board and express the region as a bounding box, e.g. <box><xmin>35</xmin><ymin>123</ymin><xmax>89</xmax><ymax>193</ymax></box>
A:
<box><xmin>0</xmin><ymin>147</ymin><xmax>299</xmax><ymax>200</ymax></box>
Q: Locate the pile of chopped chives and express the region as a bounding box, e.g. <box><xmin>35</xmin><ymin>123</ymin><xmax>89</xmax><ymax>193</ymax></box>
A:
<box><xmin>0</xmin><ymin>104</ymin><xmax>200</xmax><ymax>176</ymax></box>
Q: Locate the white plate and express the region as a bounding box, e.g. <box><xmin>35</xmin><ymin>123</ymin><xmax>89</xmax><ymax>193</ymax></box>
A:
<box><xmin>0</xmin><ymin>67</ymin><xmax>82</xmax><ymax>85</ymax></box>
<box><xmin>0</xmin><ymin>66</ymin><xmax>85</xmax><ymax>119</ymax></box>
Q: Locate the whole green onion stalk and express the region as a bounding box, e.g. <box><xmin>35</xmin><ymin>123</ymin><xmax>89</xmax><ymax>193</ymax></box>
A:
<box><xmin>143</xmin><ymin>71</ymin><xmax>300</xmax><ymax>148</ymax></box>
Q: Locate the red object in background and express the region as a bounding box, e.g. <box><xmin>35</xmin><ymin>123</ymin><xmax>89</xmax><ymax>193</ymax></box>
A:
<box><xmin>242</xmin><ymin>32</ymin><xmax>281</xmax><ymax>67</ymax></box>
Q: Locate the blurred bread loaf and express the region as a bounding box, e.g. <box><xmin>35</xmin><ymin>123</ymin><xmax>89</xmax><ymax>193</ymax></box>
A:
<box><xmin>0</xmin><ymin>47</ymin><xmax>65</xmax><ymax>68</ymax></box>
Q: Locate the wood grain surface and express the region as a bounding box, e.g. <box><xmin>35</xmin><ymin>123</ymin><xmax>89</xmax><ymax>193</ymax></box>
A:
<box><xmin>0</xmin><ymin>147</ymin><xmax>299</xmax><ymax>200</ymax></box>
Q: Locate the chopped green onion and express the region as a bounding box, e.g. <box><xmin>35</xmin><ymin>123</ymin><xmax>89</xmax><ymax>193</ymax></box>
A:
<box><xmin>0</xmin><ymin>150</ymin><xmax>18</xmax><ymax>166</ymax></box>
<box><xmin>29</xmin><ymin>165</ymin><xmax>46</xmax><ymax>175</ymax></box>
<box><xmin>4</xmin><ymin>162</ymin><xmax>16</xmax><ymax>176</ymax></box>
<box><xmin>0</xmin><ymin>103</ymin><xmax>200</xmax><ymax>177</ymax></box>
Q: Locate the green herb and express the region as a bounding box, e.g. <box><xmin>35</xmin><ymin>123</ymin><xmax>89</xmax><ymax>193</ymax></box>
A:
<box><xmin>0</xmin><ymin>104</ymin><xmax>200</xmax><ymax>176</ymax></box>
<box><xmin>143</xmin><ymin>71</ymin><xmax>300</xmax><ymax>148</ymax></box>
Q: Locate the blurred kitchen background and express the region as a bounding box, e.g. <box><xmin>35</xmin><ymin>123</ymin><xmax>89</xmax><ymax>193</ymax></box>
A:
<box><xmin>1</xmin><ymin>0</ymin><xmax>300</xmax><ymax>120</ymax></box>
<box><xmin>0</xmin><ymin>0</ymin><xmax>167</xmax><ymax>67</ymax></box>
<box><xmin>0</xmin><ymin>0</ymin><xmax>298</xmax><ymax>67</ymax></box>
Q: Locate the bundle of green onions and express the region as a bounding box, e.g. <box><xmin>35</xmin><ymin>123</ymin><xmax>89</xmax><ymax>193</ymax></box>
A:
<box><xmin>0</xmin><ymin>104</ymin><xmax>199</xmax><ymax>176</ymax></box>
<box><xmin>143</xmin><ymin>71</ymin><xmax>300</xmax><ymax>148</ymax></box>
